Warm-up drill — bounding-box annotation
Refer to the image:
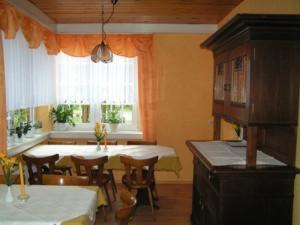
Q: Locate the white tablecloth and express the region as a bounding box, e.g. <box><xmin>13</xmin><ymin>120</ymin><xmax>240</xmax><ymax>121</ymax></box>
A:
<box><xmin>26</xmin><ymin>144</ymin><xmax>177</xmax><ymax>160</ymax></box>
<box><xmin>0</xmin><ymin>185</ymin><xmax>97</xmax><ymax>225</ymax></box>
<box><xmin>191</xmin><ymin>141</ymin><xmax>286</xmax><ymax>166</ymax></box>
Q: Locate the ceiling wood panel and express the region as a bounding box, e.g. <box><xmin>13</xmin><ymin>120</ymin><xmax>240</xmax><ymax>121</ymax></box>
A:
<box><xmin>26</xmin><ymin>0</ymin><xmax>243</xmax><ymax>24</ymax></box>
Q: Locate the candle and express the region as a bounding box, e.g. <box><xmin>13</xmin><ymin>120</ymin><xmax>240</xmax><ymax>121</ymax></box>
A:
<box><xmin>104</xmin><ymin>127</ymin><xmax>107</xmax><ymax>149</ymax></box>
<box><xmin>18</xmin><ymin>162</ymin><xmax>26</xmax><ymax>196</ymax></box>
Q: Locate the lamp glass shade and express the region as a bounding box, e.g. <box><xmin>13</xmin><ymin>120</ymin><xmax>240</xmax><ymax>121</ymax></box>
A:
<box><xmin>91</xmin><ymin>41</ymin><xmax>113</xmax><ymax>63</ymax></box>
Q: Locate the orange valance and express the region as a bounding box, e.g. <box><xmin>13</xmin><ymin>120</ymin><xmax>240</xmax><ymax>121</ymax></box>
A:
<box><xmin>0</xmin><ymin>1</ymin><xmax>157</xmax><ymax>141</ymax></box>
<box><xmin>0</xmin><ymin>2</ymin><xmax>60</xmax><ymax>54</ymax></box>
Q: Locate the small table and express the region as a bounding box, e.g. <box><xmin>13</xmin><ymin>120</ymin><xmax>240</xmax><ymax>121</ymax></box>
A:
<box><xmin>0</xmin><ymin>185</ymin><xmax>97</xmax><ymax>225</ymax></box>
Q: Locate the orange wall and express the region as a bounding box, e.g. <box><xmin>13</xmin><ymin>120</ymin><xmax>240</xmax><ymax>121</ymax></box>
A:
<box><xmin>219</xmin><ymin>0</ymin><xmax>300</xmax><ymax>26</ymax></box>
<box><xmin>154</xmin><ymin>34</ymin><xmax>217</xmax><ymax>182</ymax></box>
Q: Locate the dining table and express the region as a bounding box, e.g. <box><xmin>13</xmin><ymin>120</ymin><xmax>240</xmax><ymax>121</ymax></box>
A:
<box><xmin>26</xmin><ymin>144</ymin><xmax>182</xmax><ymax>177</ymax></box>
<box><xmin>0</xmin><ymin>184</ymin><xmax>97</xmax><ymax>225</ymax></box>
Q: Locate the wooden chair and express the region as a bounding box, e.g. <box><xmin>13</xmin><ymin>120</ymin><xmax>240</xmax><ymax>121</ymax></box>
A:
<box><xmin>87</xmin><ymin>140</ymin><xmax>118</xmax><ymax>199</ymax></box>
<box><xmin>71</xmin><ymin>155</ymin><xmax>113</xmax><ymax>210</ymax></box>
<box><xmin>48</xmin><ymin>140</ymin><xmax>76</xmax><ymax>145</ymax></box>
<box><xmin>42</xmin><ymin>174</ymin><xmax>89</xmax><ymax>186</ymax></box>
<box><xmin>120</xmin><ymin>155</ymin><xmax>158</xmax><ymax>212</ymax></box>
<box><xmin>127</xmin><ymin>140</ymin><xmax>157</xmax><ymax>145</ymax></box>
<box><xmin>127</xmin><ymin>140</ymin><xmax>159</xmax><ymax>201</ymax></box>
<box><xmin>22</xmin><ymin>154</ymin><xmax>60</xmax><ymax>184</ymax></box>
<box><xmin>115</xmin><ymin>190</ymin><xmax>137</xmax><ymax>225</ymax></box>
<box><xmin>47</xmin><ymin>140</ymin><xmax>75</xmax><ymax>176</ymax></box>
<box><xmin>0</xmin><ymin>175</ymin><xmax>20</xmax><ymax>184</ymax></box>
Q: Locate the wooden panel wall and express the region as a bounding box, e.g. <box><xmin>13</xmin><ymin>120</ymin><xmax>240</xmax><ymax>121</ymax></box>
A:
<box><xmin>0</xmin><ymin>32</ymin><xmax>7</xmax><ymax>155</ymax></box>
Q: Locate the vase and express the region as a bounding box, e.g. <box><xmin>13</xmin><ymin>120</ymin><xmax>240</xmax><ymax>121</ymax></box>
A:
<box><xmin>5</xmin><ymin>186</ymin><xmax>13</xmax><ymax>203</ymax></box>
<box><xmin>96</xmin><ymin>141</ymin><xmax>101</xmax><ymax>151</ymax></box>
<box><xmin>54</xmin><ymin>123</ymin><xmax>69</xmax><ymax>131</ymax></box>
<box><xmin>109</xmin><ymin>123</ymin><xmax>119</xmax><ymax>132</ymax></box>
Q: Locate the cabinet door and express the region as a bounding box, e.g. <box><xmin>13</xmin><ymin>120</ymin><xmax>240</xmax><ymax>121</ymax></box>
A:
<box><xmin>213</xmin><ymin>52</ymin><xmax>228</xmax><ymax>117</ymax></box>
<box><xmin>226</xmin><ymin>45</ymin><xmax>251</xmax><ymax>124</ymax></box>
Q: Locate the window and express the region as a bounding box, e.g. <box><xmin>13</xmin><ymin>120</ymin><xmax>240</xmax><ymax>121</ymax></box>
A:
<box><xmin>7</xmin><ymin>108</ymin><xmax>35</xmax><ymax>135</ymax></box>
<box><xmin>2</xmin><ymin>31</ymin><xmax>55</xmax><ymax>112</ymax></box>
<box><xmin>55</xmin><ymin>53</ymin><xmax>139</xmax><ymax>130</ymax></box>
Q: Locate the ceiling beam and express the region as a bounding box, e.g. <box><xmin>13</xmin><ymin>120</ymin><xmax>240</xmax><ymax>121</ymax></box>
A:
<box><xmin>57</xmin><ymin>23</ymin><xmax>218</xmax><ymax>34</ymax></box>
<box><xmin>6</xmin><ymin>0</ymin><xmax>57</xmax><ymax>31</ymax></box>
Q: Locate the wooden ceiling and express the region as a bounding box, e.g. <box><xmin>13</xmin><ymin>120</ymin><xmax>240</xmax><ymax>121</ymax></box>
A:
<box><xmin>26</xmin><ymin>0</ymin><xmax>243</xmax><ymax>24</ymax></box>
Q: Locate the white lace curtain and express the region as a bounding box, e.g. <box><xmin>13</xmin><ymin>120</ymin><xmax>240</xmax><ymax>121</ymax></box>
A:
<box><xmin>55</xmin><ymin>52</ymin><xmax>138</xmax><ymax>105</ymax></box>
<box><xmin>2</xmin><ymin>31</ymin><xmax>55</xmax><ymax>111</ymax></box>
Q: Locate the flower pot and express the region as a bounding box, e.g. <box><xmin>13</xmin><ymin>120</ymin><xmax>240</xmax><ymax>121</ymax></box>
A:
<box><xmin>109</xmin><ymin>123</ymin><xmax>119</xmax><ymax>132</ymax></box>
<box><xmin>54</xmin><ymin>123</ymin><xmax>69</xmax><ymax>131</ymax></box>
<box><xmin>25</xmin><ymin>129</ymin><xmax>35</xmax><ymax>138</ymax></box>
<box><xmin>5</xmin><ymin>186</ymin><xmax>13</xmax><ymax>203</ymax></box>
<box><xmin>35</xmin><ymin>128</ymin><xmax>43</xmax><ymax>134</ymax></box>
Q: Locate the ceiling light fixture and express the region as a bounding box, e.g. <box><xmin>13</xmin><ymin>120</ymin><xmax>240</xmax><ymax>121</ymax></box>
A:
<box><xmin>91</xmin><ymin>0</ymin><xmax>118</xmax><ymax>63</ymax></box>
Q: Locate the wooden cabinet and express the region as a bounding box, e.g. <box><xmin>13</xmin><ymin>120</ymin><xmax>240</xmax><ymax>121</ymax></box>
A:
<box><xmin>188</xmin><ymin>143</ymin><xmax>295</xmax><ymax>225</ymax></box>
<box><xmin>203</xmin><ymin>14</ymin><xmax>300</xmax><ymax>166</ymax></box>
<box><xmin>188</xmin><ymin>14</ymin><xmax>300</xmax><ymax>225</ymax></box>
<box><xmin>206</xmin><ymin>15</ymin><xmax>300</xmax><ymax>127</ymax></box>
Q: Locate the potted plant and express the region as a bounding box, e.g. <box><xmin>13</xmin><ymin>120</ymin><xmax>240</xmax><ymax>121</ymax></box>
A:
<box><xmin>50</xmin><ymin>105</ymin><xmax>75</xmax><ymax>131</ymax></box>
<box><xmin>106</xmin><ymin>108</ymin><xmax>122</xmax><ymax>132</ymax></box>
<box><xmin>15</xmin><ymin>125</ymin><xmax>23</xmax><ymax>142</ymax></box>
<box><xmin>33</xmin><ymin>120</ymin><xmax>43</xmax><ymax>134</ymax></box>
<box><xmin>23</xmin><ymin>121</ymin><xmax>34</xmax><ymax>138</ymax></box>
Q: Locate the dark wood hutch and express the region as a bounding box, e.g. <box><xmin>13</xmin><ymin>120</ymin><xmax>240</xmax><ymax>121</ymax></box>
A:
<box><xmin>187</xmin><ymin>14</ymin><xmax>300</xmax><ymax>225</ymax></box>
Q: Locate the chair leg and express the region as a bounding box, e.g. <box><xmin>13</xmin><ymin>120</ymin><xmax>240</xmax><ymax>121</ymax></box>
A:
<box><xmin>152</xmin><ymin>178</ymin><xmax>159</xmax><ymax>201</ymax></box>
<box><xmin>67</xmin><ymin>168</ymin><xmax>72</xmax><ymax>176</ymax></box>
<box><xmin>103</xmin><ymin>184</ymin><xmax>112</xmax><ymax>210</ymax></box>
<box><xmin>101</xmin><ymin>206</ymin><xmax>107</xmax><ymax>221</ymax></box>
<box><xmin>108</xmin><ymin>169</ymin><xmax>117</xmax><ymax>201</ymax></box>
<box><xmin>147</xmin><ymin>187</ymin><xmax>154</xmax><ymax>213</ymax></box>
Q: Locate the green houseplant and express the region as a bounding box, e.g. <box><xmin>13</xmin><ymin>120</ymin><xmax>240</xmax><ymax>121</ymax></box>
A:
<box><xmin>50</xmin><ymin>105</ymin><xmax>75</xmax><ymax>131</ymax></box>
<box><xmin>106</xmin><ymin>108</ymin><xmax>122</xmax><ymax>132</ymax></box>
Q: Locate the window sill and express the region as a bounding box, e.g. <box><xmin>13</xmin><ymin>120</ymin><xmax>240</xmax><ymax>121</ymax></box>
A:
<box><xmin>7</xmin><ymin>133</ymin><xmax>48</xmax><ymax>157</ymax></box>
<box><xmin>49</xmin><ymin>130</ymin><xmax>143</xmax><ymax>140</ymax></box>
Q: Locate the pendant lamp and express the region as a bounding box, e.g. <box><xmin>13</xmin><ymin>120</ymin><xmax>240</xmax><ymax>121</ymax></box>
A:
<box><xmin>91</xmin><ymin>0</ymin><xmax>118</xmax><ymax>63</ymax></box>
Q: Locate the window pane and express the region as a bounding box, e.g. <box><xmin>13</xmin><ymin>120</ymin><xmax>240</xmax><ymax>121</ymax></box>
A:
<box><xmin>72</xmin><ymin>105</ymin><xmax>90</xmax><ymax>124</ymax></box>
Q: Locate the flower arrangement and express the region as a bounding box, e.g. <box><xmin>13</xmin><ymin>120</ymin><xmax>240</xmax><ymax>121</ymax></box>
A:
<box><xmin>0</xmin><ymin>153</ymin><xmax>18</xmax><ymax>186</ymax></box>
<box><xmin>95</xmin><ymin>122</ymin><xmax>106</xmax><ymax>142</ymax></box>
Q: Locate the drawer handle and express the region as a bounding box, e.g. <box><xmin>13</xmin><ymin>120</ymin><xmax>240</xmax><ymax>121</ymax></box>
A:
<box><xmin>198</xmin><ymin>199</ymin><xmax>205</xmax><ymax>210</ymax></box>
<box><xmin>208</xmin><ymin>173</ymin><xmax>213</xmax><ymax>181</ymax></box>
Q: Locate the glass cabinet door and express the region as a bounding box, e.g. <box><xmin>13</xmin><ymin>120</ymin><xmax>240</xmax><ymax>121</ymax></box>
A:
<box><xmin>214</xmin><ymin>63</ymin><xmax>226</xmax><ymax>101</ymax></box>
<box><xmin>230</xmin><ymin>55</ymin><xmax>248</xmax><ymax>104</ymax></box>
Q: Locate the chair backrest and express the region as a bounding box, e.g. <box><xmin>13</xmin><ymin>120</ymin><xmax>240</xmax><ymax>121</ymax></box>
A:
<box><xmin>71</xmin><ymin>155</ymin><xmax>108</xmax><ymax>186</ymax></box>
<box><xmin>0</xmin><ymin>175</ymin><xmax>20</xmax><ymax>184</ymax></box>
<box><xmin>42</xmin><ymin>174</ymin><xmax>89</xmax><ymax>186</ymax></box>
<box><xmin>115</xmin><ymin>190</ymin><xmax>137</xmax><ymax>225</ymax></box>
<box><xmin>87</xmin><ymin>140</ymin><xmax>118</xmax><ymax>145</ymax></box>
<box><xmin>22</xmin><ymin>154</ymin><xmax>59</xmax><ymax>184</ymax></box>
<box><xmin>127</xmin><ymin>140</ymin><xmax>157</xmax><ymax>145</ymax></box>
<box><xmin>120</xmin><ymin>155</ymin><xmax>158</xmax><ymax>186</ymax></box>
<box><xmin>48</xmin><ymin>140</ymin><xmax>76</xmax><ymax>145</ymax></box>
